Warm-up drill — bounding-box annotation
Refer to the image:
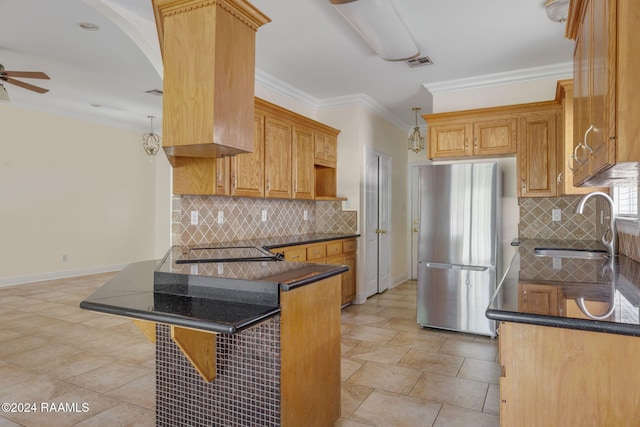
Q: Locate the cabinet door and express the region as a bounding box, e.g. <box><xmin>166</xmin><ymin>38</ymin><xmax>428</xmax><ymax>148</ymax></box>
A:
<box><xmin>473</xmin><ymin>118</ymin><xmax>517</xmax><ymax>156</ymax></box>
<box><xmin>518</xmin><ymin>114</ymin><xmax>558</xmax><ymax>198</ymax></box>
<box><xmin>588</xmin><ymin>0</ymin><xmax>615</xmax><ymax>177</ymax></box>
<box><xmin>314</xmin><ymin>131</ymin><xmax>337</xmax><ymax>165</ymax></box>
<box><xmin>230</xmin><ymin>113</ymin><xmax>265</xmax><ymax>197</ymax></box>
<box><xmin>264</xmin><ymin>116</ymin><xmax>292</xmax><ymax>198</ymax></box>
<box><xmin>292</xmin><ymin>126</ymin><xmax>315</xmax><ymax>200</ymax></box>
<box><xmin>341</xmin><ymin>252</ymin><xmax>357</xmax><ymax>305</ymax></box>
<box><xmin>216</xmin><ymin>157</ymin><xmax>230</xmax><ymax>195</ymax></box>
<box><xmin>428</xmin><ymin>122</ymin><xmax>472</xmax><ymax>159</ymax></box>
<box><xmin>518</xmin><ymin>283</ymin><xmax>559</xmax><ymax>316</ymax></box>
<box><xmin>572</xmin><ymin>5</ymin><xmax>592</xmax><ymax>186</ymax></box>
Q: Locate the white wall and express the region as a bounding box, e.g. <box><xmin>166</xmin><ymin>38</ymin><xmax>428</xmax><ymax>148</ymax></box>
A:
<box><xmin>0</xmin><ymin>104</ymin><xmax>163</xmax><ymax>285</ymax></box>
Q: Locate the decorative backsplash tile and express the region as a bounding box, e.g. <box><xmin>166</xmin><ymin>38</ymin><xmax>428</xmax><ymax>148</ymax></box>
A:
<box><xmin>619</xmin><ymin>233</ymin><xmax>640</xmax><ymax>263</ymax></box>
<box><xmin>172</xmin><ymin>196</ymin><xmax>357</xmax><ymax>246</ymax></box>
<box><xmin>519</xmin><ymin>196</ymin><xmax>599</xmax><ymax>240</ymax></box>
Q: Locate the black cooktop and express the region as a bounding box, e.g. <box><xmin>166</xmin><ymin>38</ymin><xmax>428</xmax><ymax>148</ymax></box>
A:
<box><xmin>175</xmin><ymin>246</ymin><xmax>284</xmax><ymax>264</ymax></box>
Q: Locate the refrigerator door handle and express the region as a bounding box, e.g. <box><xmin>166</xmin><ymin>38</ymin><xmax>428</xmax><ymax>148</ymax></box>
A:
<box><xmin>418</xmin><ymin>261</ymin><xmax>489</xmax><ymax>272</ymax></box>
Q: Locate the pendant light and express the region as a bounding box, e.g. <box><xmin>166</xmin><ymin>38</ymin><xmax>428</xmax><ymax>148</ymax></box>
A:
<box><xmin>408</xmin><ymin>107</ymin><xmax>424</xmax><ymax>153</ymax></box>
<box><xmin>141</xmin><ymin>116</ymin><xmax>161</xmax><ymax>156</ymax></box>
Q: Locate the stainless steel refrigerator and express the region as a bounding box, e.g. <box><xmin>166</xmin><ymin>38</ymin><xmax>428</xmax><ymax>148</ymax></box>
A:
<box><xmin>417</xmin><ymin>162</ymin><xmax>500</xmax><ymax>337</ymax></box>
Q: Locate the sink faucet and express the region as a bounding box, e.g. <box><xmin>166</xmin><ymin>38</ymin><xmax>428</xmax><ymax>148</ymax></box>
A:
<box><xmin>575</xmin><ymin>191</ymin><xmax>617</xmax><ymax>257</ymax></box>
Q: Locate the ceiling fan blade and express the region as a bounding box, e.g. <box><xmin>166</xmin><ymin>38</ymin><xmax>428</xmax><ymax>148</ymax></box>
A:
<box><xmin>2</xmin><ymin>71</ymin><xmax>50</xmax><ymax>80</ymax></box>
<box><xmin>4</xmin><ymin>77</ymin><xmax>49</xmax><ymax>94</ymax></box>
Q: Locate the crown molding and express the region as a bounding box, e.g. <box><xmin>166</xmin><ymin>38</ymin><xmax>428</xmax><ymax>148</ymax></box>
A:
<box><xmin>255</xmin><ymin>68</ymin><xmax>409</xmax><ymax>130</ymax></box>
<box><xmin>423</xmin><ymin>62</ymin><xmax>574</xmax><ymax>94</ymax></box>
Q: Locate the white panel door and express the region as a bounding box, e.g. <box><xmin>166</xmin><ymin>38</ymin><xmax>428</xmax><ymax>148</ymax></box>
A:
<box><xmin>364</xmin><ymin>149</ymin><xmax>380</xmax><ymax>298</ymax></box>
<box><xmin>363</xmin><ymin>148</ymin><xmax>391</xmax><ymax>297</ymax></box>
<box><xmin>377</xmin><ymin>154</ymin><xmax>391</xmax><ymax>293</ymax></box>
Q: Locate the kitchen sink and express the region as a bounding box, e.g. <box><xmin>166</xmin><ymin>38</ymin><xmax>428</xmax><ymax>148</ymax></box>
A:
<box><xmin>533</xmin><ymin>248</ymin><xmax>608</xmax><ymax>259</ymax></box>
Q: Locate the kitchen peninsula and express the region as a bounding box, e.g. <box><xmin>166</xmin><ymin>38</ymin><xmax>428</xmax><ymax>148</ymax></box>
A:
<box><xmin>80</xmin><ymin>233</ymin><xmax>357</xmax><ymax>427</ymax></box>
<box><xmin>487</xmin><ymin>239</ymin><xmax>640</xmax><ymax>426</ymax></box>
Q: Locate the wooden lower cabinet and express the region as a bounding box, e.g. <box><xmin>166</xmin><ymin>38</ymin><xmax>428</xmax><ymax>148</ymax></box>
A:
<box><xmin>274</xmin><ymin>238</ymin><xmax>357</xmax><ymax>305</ymax></box>
<box><xmin>499</xmin><ymin>321</ymin><xmax>640</xmax><ymax>426</ymax></box>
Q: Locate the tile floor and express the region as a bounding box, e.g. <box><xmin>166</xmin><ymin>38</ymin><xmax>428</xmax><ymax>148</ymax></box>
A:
<box><xmin>0</xmin><ymin>274</ymin><xmax>499</xmax><ymax>427</ymax></box>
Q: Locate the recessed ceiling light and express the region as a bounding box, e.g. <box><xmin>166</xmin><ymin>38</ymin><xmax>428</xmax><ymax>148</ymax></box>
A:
<box><xmin>90</xmin><ymin>103</ymin><xmax>102</xmax><ymax>108</ymax></box>
<box><xmin>145</xmin><ymin>89</ymin><xmax>163</xmax><ymax>96</ymax></box>
<box><xmin>79</xmin><ymin>22</ymin><xmax>100</xmax><ymax>31</ymax></box>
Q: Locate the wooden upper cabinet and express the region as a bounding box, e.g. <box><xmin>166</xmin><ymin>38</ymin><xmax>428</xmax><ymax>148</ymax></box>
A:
<box><xmin>428</xmin><ymin>121</ymin><xmax>473</xmax><ymax>158</ymax></box>
<box><xmin>555</xmin><ymin>80</ymin><xmax>607</xmax><ymax>195</ymax></box>
<box><xmin>292</xmin><ymin>125</ymin><xmax>315</xmax><ymax>200</ymax></box>
<box><xmin>567</xmin><ymin>0</ymin><xmax>640</xmax><ymax>186</ymax></box>
<box><xmin>517</xmin><ymin>112</ymin><xmax>559</xmax><ymax>198</ymax></box>
<box><xmin>264</xmin><ymin>115</ymin><xmax>293</xmax><ymax>199</ymax></box>
<box><xmin>473</xmin><ymin>118</ymin><xmax>517</xmax><ymax>156</ymax></box>
<box><xmin>152</xmin><ymin>0</ymin><xmax>269</xmax><ymax>160</ymax></box>
<box><xmin>426</xmin><ymin>108</ymin><xmax>518</xmax><ymax>159</ymax></box>
<box><xmin>230</xmin><ymin>112</ymin><xmax>265</xmax><ymax>198</ymax></box>
<box><xmin>216</xmin><ymin>157</ymin><xmax>230</xmax><ymax>196</ymax></box>
<box><xmin>314</xmin><ymin>131</ymin><xmax>337</xmax><ymax>167</ymax></box>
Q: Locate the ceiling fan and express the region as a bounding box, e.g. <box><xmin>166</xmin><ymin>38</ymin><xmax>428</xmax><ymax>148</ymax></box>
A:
<box><xmin>0</xmin><ymin>64</ymin><xmax>50</xmax><ymax>101</ymax></box>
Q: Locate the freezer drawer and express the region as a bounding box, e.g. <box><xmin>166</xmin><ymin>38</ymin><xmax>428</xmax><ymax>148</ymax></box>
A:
<box><xmin>417</xmin><ymin>263</ymin><xmax>496</xmax><ymax>337</ymax></box>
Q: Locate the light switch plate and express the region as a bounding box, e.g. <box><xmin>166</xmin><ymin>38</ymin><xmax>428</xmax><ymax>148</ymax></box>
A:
<box><xmin>217</xmin><ymin>210</ymin><xmax>224</xmax><ymax>224</ymax></box>
<box><xmin>190</xmin><ymin>211</ymin><xmax>198</xmax><ymax>225</ymax></box>
<box><xmin>552</xmin><ymin>209</ymin><xmax>561</xmax><ymax>222</ymax></box>
<box><xmin>261</xmin><ymin>210</ymin><xmax>267</xmax><ymax>222</ymax></box>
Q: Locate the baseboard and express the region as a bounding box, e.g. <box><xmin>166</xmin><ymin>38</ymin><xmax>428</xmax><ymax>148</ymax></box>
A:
<box><xmin>0</xmin><ymin>263</ymin><xmax>127</xmax><ymax>288</ymax></box>
<box><xmin>390</xmin><ymin>273</ymin><xmax>409</xmax><ymax>289</ymax></box>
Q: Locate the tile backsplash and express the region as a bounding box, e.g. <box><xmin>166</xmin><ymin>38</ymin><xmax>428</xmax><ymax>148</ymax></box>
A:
<box><xmin>518</xmin><ymin>196</ymin><xmax>598</xmax><ymax>240</ymax></box>
<box><xmin>172</xmin><ymin>196</ymin><xmax>357</xmax><ymax>246</ymax></box>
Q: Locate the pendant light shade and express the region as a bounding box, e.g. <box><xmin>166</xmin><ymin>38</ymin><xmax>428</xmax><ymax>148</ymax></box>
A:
<box><xmin>142</xmin><ymin>116</ymin><xmax>161</xmax><ymax>156</ymax></box>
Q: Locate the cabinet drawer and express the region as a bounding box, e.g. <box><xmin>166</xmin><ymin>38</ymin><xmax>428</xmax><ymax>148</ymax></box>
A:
<box><xmin>342</xmin><ymin>240</ymin><xmax>357</xmax><ymax>253</ymax></box>
<box><xmin>326</xmin><ymin>242</ymin><xmax>343</xmax><ymax>257</ymax></box>
<box><xmin>306</xmin><ymin>244</ymin><xmax>327</xmax><ymax>261</ymax></box>
<box><xmin>283</xmin><ymin>247</ymin><xmax>306</xmax><ymax>262</ymax></box>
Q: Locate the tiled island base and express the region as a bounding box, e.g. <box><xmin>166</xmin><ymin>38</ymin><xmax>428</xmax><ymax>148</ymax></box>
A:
<box><xmin>156</xmin><ymin>318</ymin><xmax>281</xmax><ymax>426</ymax></box>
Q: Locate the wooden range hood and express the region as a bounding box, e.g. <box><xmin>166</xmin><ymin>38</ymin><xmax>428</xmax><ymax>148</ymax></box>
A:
<box><xmin>152</xmin><ymin>0</ymin><xmax>270</xmax><ymax>162</ymax></box>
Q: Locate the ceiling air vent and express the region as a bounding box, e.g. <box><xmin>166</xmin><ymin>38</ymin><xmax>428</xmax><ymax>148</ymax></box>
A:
<box><xmin>406</xmin><ymin>56</ymin><xmax>433</xmax><ymax>68</ymax></box>
<box><xmin>145</xmin><ymin>89</ymin><xmax>163</xmax><ymax>96</ymax></box>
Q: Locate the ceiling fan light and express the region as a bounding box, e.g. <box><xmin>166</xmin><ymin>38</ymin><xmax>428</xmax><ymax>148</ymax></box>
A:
<box><xmin>330</xmin><ymin>0</ymin><xmax>419</xmax><ymax>61</ymax></box>
<box><xmin>545</xmin><ymin>0</ymin><xmax>570</xmax><ymax>23</ymax></box>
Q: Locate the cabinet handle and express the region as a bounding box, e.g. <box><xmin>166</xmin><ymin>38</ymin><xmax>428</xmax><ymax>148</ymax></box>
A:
<box><xmin>521</xmin><ymin>177</ymin><xmax>526</xmax><ymax>193</ymax></box>
<box><xmin>464</xmin><ymin>138</ymin><xmax>469</xmax><ymax>152</ymax></box>
<box><xmin>266</xmin><ymin>177</ymin><xmax>270</xmax><ymax>192</ymax></box>
<box><xmin>582</xmin><ymin>125</ymin><xmax>595</xmax><ymax>154</ymax></box>
<box><xmin>567</xmin><ymin>154</ymin><xmax>577</xmax><ymax>172</ymax></box>
<box><xmin>573</xmin><ymin>144</ymin><xmax>586</xmax><ymax>166</ymax></box>
<box><xmin>557</xmin><ymin>171</ymin><xmax>563</xmax><ymax>185</ymax></box>
<box><xmin>232</xmin><ymin>174</ymin><xmax>236</xmax><ymax>188</ymax></box>
<box><xmin>474</xmin><ymin>136</ymin><xmax>478</xmax><ymax>150</ymax></box>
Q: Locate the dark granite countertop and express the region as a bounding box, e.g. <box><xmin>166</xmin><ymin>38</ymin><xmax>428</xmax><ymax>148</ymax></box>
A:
<box><xmin>181</xmin><ymin>233</ymin><xmax>360</xmax><ymax>251</ymax></box>
<box><xmin>487</xmin><ymin>239</ymin><xmax>640</xmax><ymax>336</ymax></box>
<box><xmin>80</xmin><ymin>234</ymin><xmax>356</xmax><ymax>334</ymax></box>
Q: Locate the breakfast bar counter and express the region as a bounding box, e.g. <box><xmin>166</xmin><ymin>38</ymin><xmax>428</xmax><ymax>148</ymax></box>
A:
<box><xmin>80</xmin><ymin>236</ymin><xmax>354</xmax><ymax>427</ymax></box>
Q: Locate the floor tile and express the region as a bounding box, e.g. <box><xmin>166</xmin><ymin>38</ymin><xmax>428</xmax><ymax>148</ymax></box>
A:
<box><xmin>484</xmin><ymin>383</ymin><xmax>500</xmax><ymax>415</ymax></box>
<box><xmin>397</xmin><ymin>348</ymin><xmax>465</xmax><ymax>376</ymax></box>
<box><xmin>348</xmin><ymin>361</ymin><xmax>421</xmax><ymax>395</ymax></box>
<box><xmin>74</xmin><ymin>402</ymin><xmax>155</xmax><ymax>427</ymax></box>
<box><xmin>411</xmin><ymin>372</ymin><xmax>489</xmax><ymax>412</ymax></box>
<box><xmin>439</xmin><ymin>338</ymin><xmax>499</xmax><ymax>362</ymax></box>
<box><xmin>341</xmin><ymin>382</ymin><xmax>373</xmax><ymax>418</ymax></box>
<box><xmin>434</xmin><ymin>403</ymin><xmax>500</xmax><ymax>427</ymax></box>
<box><xmin>343</xmin><ymin>325</ymin><xmax>398</xmax><ymax>343</ymax></box>
<box><xmin>345</xmin><ymin>341</ymin><xmax>410</xmax><ymax>365</ymax></box>
<box><xmin>457</xmin><ymin>358</ymin><xmax>501</xmax><ymax>385</ymax></box>
<box><xmin>352</xmin><ymin>390</ymin><xmax>442</xmax><ymax>427</ymax></box>
<box><xmin>106</xmin><ymin>373</ymin><xmax>156</xmax><ymax>410</ymax></box>
<box><xmin>66</xmin><ymin>361</ymin><xmax>153</xmax><ymax>393</ymax></box>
